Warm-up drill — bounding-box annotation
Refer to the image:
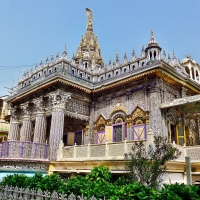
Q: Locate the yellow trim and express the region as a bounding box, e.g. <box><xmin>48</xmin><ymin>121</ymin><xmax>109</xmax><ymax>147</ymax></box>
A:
<box><xmin>176</xmin><ymin>124</ymin><xmax>186</xmax><ymax>145</ymax></box>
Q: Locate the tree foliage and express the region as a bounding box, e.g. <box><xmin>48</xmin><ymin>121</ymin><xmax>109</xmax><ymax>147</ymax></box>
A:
<box><xmin>125</xmin><ymin>135</ymin><xmax>181</xmax><ymax>188</ymax></box>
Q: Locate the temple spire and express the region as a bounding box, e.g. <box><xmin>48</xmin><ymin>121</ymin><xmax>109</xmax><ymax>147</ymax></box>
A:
<box><xmin>74</xmin><ymin>8</ymin><xmax>104</xmax><ymax>69</ymax></box>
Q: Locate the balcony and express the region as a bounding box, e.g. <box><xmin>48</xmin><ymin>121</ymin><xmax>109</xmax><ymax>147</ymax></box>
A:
<box><xmin>0</xmin><ymin>141</ymin><xmax>49</xmax><ymax>161</ymax></box>
<box><xmin>57</xmin><ymin>139</ymin><xmax>147</xmax><ymax>161</ymax></box>
<box><xmin>174</xmin><ymin>144</ymin><xmax>200</xmax><ymax>162</ymax></box>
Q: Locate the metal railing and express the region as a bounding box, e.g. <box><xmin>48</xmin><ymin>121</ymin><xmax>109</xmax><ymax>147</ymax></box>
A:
<box><xmin>0</xmin><ymin>185</ymin><xmax>112</xmax><ymax>200</ymax></box>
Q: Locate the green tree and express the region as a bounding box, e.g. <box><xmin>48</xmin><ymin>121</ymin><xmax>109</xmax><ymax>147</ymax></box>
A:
<box><xmin>125</xmin><ymin>135</ymin><xmax>181</xmax><ymax>189</ymax></box>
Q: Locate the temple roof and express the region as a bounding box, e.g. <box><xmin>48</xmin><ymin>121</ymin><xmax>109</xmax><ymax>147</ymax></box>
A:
<box><xmin>74</xmin><ymin>8</ymin><xmax>104</xmax><ymax>70</ymax></box>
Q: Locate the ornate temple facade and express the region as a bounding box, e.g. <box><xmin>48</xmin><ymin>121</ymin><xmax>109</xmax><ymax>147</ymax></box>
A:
<box><xmin>1</xmin><ymin>9</ymin><xmax>200</xmax><ymax>184</ymax></box>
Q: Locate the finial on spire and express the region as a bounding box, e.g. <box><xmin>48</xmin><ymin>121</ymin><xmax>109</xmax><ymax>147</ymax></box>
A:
<box><xmin>56</xmin><ymin>52</ymin><xmax>59</xmax><ymax>60</ymax></box>
<box><xmin>124</xmin><ymin>51</ymin><xmax>127</xmax><ymax>59</ymax></box>
<box><xmin>116</xmin><ymin>51</ymin><xmax>119</xmax><ymax>63</ymax></box>
<box><xmin>63</xmin><ymin>45</ymin><xmax>67</xmax><ymax>58</ymax></box>
<box><xmin>51</xmin><ymin>54</ymin><xmax>54</xmax><ymax>63</ymax></box>
<box><xmin>151</xmin><ymin>29</ymin><xmax>154</xmax><ymax>39</ymax></box>
<box><xmin>40</xmin><ymin>59</ymin><xmax>43</xmax><ymax>66</ymax></box>
<box><xmin>163</xmin><ymin>49</ymin><xmax>166</xmax><ymax>56</ymax></box>
<box><xmin>172</xmin><ymin>50</ymin><xmax>176</xmax><ymax>60</ymax></box>
<box><xmin>132</xmin><ymin>48</ymin><xmax>135</xmax><ymax>56</ymax></box>
<box><xmin>46</xmin><ymin>56</ymin><xmax>49</xmax><ymax>64</ymax></box>
<box><xmin>109</xmin><ymin>58</ymin><xmax>112</xmax><ymax>65</ymax></box>
<box><xmin>168</xmin><ymin>53</ymin><xmax>171</xmax><ymax>60</ymax></box>
<box><xmin>86</xmin><ymin>8</ymin><xmax>93</xmax><ymax>30</ymax></box>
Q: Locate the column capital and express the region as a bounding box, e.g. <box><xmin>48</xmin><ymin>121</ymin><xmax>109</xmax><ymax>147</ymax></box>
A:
<box><xmin>10</xmin><ymin>105</ymin><xmax>21</xmax><ymax>120</ymax></box>
<box><xmin>50</xmin><ymin>90</ymin><xmax>71</xmax><ymax>109</ymax></box>
<box><xmin>34</xmin><ymin>97</ymin><xmax>46</xmax><ymax>113</ymax></box>
<box><xmin>22</xmin><ymin>104</ymin><xmax>32</xmax><ymax>116</ymax></box>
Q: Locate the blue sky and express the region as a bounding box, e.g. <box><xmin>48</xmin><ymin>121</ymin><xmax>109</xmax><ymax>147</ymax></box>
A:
<box><xmin>0</xmin><ymin>0</ymin><xmax>200</xmax><ymax>96</ymax></box>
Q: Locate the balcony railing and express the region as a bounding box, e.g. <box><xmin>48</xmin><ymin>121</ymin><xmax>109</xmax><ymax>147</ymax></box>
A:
<box><xmin>174</xmin><ymin>144</ymin><xmax>200</xmax><ymax>162</ymax></box>
<box><xmin>0</xmin><ymin>141</ymin><xmax>49</xmax><ymax>160</ymax></box>
<box><xmin>57</xmin><ymin>139</ymin><xmax>147</xmax><ymax>161</ymax></box>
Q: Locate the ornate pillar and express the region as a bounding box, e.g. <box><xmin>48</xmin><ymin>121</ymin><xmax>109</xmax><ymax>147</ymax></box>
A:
<box><xmin>149</xmin><ymin>84</ymin><xmax>162</xmax><ymax>135</ymax></box>
<box><xmin>21</xmin><ymin>105</ymin><xmax>32</xmax><ymax>141</ymax></box>
<box><xmin>49</xmin><ymin>90</ymin><xmax>71</xmax><ymax>161</ymax></box>
<box><xmin>33</xmin><ymin>98</ymin><xmax>47</xmax><ymax>143</ymax></box>
<box><xmin>126</xmin><ymin>115</ymin><xmax>132</xmax><ymax>140</ymax></box>
<box><xmin>8</xmin><ymin>106</ymin><xmax>20</xmax><ymax>141</ymax></box>
<box><xmin>197</xmin><ymin>117</ymin><xmax>200</xmax><ymax>145</ymax></box>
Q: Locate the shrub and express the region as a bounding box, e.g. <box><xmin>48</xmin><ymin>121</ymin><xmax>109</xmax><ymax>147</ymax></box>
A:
<box><xmin>125</xmin><ymin>135</ymin><xmax>181</xmax><ymax>188</ymax></box>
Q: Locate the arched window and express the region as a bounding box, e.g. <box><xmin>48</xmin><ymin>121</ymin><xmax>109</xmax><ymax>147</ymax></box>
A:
<box><xmin>191</xmin><ymin>67</ymin><xmax>195</xmax><ymax>80</ymax></box>
<box><xmin>124</xmin><ymin>68</ymin><xmax>127</xmax><ymax>73</ymax></box>
<box><xmin>112</xmin><ymin>114</ymin><xmax>126</xmax><ymax>142</ymax></box>
<box><xmin>196</xmin><ymin>70</ymin><xmax>199</xmax><ymax>81</ymax></box>
<box><xmin>185</xmin><ymin>66</ymin><xmax>190</xmax><ymax>76</ymax></box>
<box><xmin>108</xmin><ymin>74</ymin><xmax>111</xmax><ymax>78</ymax></box>
<box><xmin>154</xmin><ymin>51</ymin><xmax>156</xmax><ymax>59</ymax></box>
<box><xmin>101</xmin><ymin>77</ymin><xmax>104</xmax><ymax>81</ymax></box>
<box><xmin>85</xmin><ymin>62</ymin><xmax>87</xmax><ymax>68</ymax></box>
<box><xmin>150</xmin><ymin>51</ymin><xmax>152</xmax><ymax>59</ymax></box>
<box><xmin>116</xmin><ymin>71</ymin><xmax>118</xmax><ymax>76</ymax></box>
<box><xmin>131</xmin><ymin>107</ymin><xmax>147</xmax><ymax>141</ymax></box>
<box><xmin>142</xmin><ymin>62</ymin><xmax>145</xmax><ymax>66</ymax></box>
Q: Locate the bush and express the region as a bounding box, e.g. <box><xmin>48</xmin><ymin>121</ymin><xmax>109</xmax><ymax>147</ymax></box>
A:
<box><xmin>0</xmin><ymin>167</ymin><xmax>199</xmax><ymax>199</ymax></box>
<box><xmin>125</xmin><ymin>136</ymin><xmax>181</xmax><ymax>189</ymax></box>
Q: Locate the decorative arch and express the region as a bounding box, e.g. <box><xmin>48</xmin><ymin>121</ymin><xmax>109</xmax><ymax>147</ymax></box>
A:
<box><xmin>109</xmin><ymin>103</ymin><xmax>128</xmax><ymax>119</ymax></box>
<box><xmin>131</xmin><ymin>106</ymin><xmax>148</xmax><ymax>124</ymax></box>
<box><xmin>94</xmin><ymin>114</ymin><xmax>106</xmax><ymax>134</ymax></box>
<box><xmin>112</xmin><ymin>113</ymin><xmax>125</xmax><ymax>124</ymax></box>
<box><xmin>166</xmin><ymin>108</ymin><xmax>178</xmax><ymax>125</ymax></box>
<box><xmin>94</xmin><ymin>114</ymin><xmax>107</xmax><ymax>144</ymax></box>
<box><xmin>130</xmin><ymin>107</ymin><xmax>148</xmax><ymax>141</ymax></box>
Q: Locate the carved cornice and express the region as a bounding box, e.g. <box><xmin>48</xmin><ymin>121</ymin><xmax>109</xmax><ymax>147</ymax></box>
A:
<box><xmin>160</xmin><ymin>94</ymin><xmax>200</xmax><ymax>109</ymax></box>
<box><xmin>7</xmin><ymin>62</ymin><xmax>200</xmax><ymax>104</ymax></box>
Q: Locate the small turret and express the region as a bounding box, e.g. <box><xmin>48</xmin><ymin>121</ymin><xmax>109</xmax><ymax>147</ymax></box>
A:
<box><xmin>56</xmin><ymin>52</ymin><xmax>59</xmax><ymax>61</ymax></box>
<box><xmin>123</xmin><ymin>52</ymin><xmax>128</xmax><ymax>63</ymax></box>
<box><xmin>140</xmin><ymin>45</ymin><xmax>146</xmax><ymax>58</ymax></box>
<box><xmin>145</xmin><ymin>30</ymin><xmax>162</xmax><ymax>61</ymax></box>
<box><xmin>46</xmin><ymin>56</ymin><xmax>49</xmax><ymax>64</ymax></box>
<box><xmin>51</xmin><ymin>54</ymin><xmax>54</xmax><ymax>63</ymax></box>
<box><xmin>116</xmin><ymin>51</ymin><xmax>119</xmax><ymax>63</ymax></box>
<box><xmin>132</xmin><ymin>48</ymin><xmax>137</xmax><ymax>61</ymax></box>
